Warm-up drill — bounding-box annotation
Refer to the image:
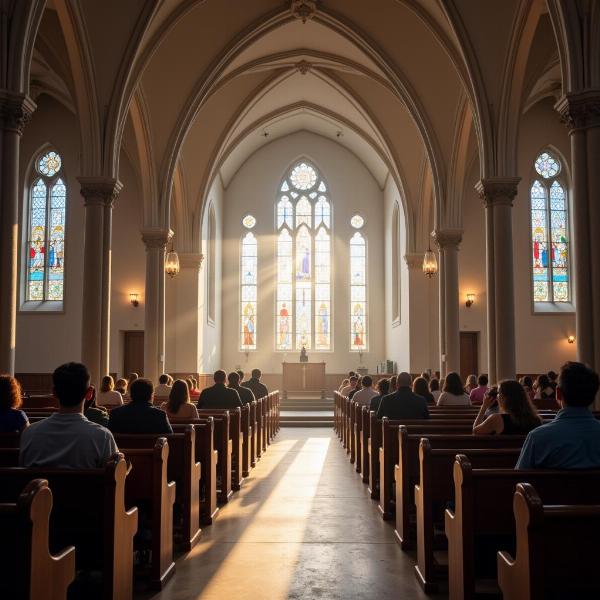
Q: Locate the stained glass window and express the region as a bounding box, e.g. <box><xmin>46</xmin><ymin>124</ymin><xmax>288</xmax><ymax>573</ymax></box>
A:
<box><xmin>276</xmin><ymin>160</ymin><xmax>331</xmax><ymax>350</ymax></box>
<box><xmin>240</xmin><ymin>231</ymin><xmax>257</xmax><ymax>350</ymax></box>
<box><xmin>26</xmin><ymin>151</ymin><xmax>66</xmax><ymax>302</ymax></box>
<box><xmin>242</xmin><ymin>214</ymin><xmax>256</xmax><ymax>229</ymax></box>
<box><xmin>530</xmin><ymin>151</ymin><xmax>570</xmax><ymax>303</ymax></box>
<box><xmin>350</xmin><ymin>232</ymin><xmax>367</xmax><ymax>350</ymax></box>
<box><xmin>351</xmin><ymin>214</ymin><xmax>364</xmax><ymax>229</ymax></box>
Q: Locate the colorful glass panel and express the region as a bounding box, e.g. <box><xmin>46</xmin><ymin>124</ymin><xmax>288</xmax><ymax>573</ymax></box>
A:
<box><xmin>296</xmin><ymin>226</ymin><xmax>311</xmax><ymax>281</ymax></box>
<box><xmin>38</xmin><ymin>151</ymin><xmax>62</xmax><ymax>177</ymax></box>
<box><xmin>277</xmin><ymin>197</ymin><xmax>293</xmax><ymax>229</ymax></box>
<box><xmin>242</xmin><ymin>214</ymin><xmax>256</xmax><ymax>229</ymax></box>
<box><xmin>240</xmin><ymin>232</ymin><xmax>257</xmax><ymax>350</ymax></box>
<box><xmin>315</xmin><ymin>196</ymin><xmax>330</xmax><ymax>228</ymax></box>
<box><xmin>277</xmin><ymin>230</ymin><xmax>293</xmax><ymax>350</ymax></box>
<box><xmin>530</xmin><ymin>155</ymin><xmax>570</xmax><ymax>304</ymax></box>
<box><xmin>295</xmin><ymin>196</ymin><xmax>312</xmax><ymax>228</ymax></box>
<box><xmin>350</xmin><ymin>214</ymin><xmax>364</xmax><ymax>229</ymax></box>
<box><xmin>350</xmin><ymin>232</ymin><xmax>367</xmax><ymax>350</ymax></box>
<box><xmin>296</xmin><ymin>282</ymin><xmax>312</xmax><ymax>349</ymax></box>
<box><xmin>290</xmin><ymin>162</ymin><xmax>317</xmax><ymax>190</ymax></box>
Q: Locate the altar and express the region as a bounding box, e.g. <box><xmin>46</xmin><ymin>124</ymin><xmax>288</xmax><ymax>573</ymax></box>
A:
<box><xmin>282</xmin><ymin>362</ymin><xmax>326</xmax><ymax>397</ymax></box>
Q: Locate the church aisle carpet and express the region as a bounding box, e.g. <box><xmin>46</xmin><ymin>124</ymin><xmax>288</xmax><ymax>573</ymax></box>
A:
<box><xmin>142</xmin><ymin>428</ymin><xmax>440</xmax><ymax>600</ymax></box>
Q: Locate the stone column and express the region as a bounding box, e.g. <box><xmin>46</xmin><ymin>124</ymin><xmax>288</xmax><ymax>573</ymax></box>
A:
<box><xmin>0</xmin><ymin>92</ymin><xmax>35</xmax><ymax>374</ymax></box>
<box><xmin>434</xmin><ymin>230</ymin><xmax>463</xmax><ymax>376</ymax></box>
<box><xmin>476</xmin><ymin>178</ymin><xmax>520</xmax><ymax>383</ymax></box>
<box><xmin>556</xmin><ymin>92</ymin><xmax>600</xmax><ymax>376</ymax></box>
<box><xmin>141</xmin><ymin>228</ymin><xmax>172</xmax><ymax>384</ymax></box>
<box><xmin>79</xmin><ymin>178</ymin><xmax>122</xmax><ymax>386</ymax></box>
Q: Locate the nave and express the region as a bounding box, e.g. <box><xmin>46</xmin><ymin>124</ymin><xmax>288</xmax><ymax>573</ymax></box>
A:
<box><xmin>143</xmin><ymin>428</ymin><xmax>434</xmax><ymax>600</ymax></box>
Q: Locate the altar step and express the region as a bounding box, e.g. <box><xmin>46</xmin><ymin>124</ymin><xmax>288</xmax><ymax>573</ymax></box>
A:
<box><xmin>280</xmin><ymin>410</ymin><xmax>334</xmax><ymax>428</ymax></box>
<box><xmin>280</xmin><ymin>397</ymin><xmax>333</xmax><ymax>411</ymax></box>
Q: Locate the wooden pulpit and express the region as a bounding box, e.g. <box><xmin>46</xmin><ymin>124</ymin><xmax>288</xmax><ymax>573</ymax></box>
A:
<box><xmin>282</xmin><ymin>362</ymin><xmax>326</xmax><ymax>398</ymax></box>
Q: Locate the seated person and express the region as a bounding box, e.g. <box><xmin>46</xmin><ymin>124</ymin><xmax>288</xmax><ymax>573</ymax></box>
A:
<box><xmin>154</xmin><ymin>373</ymin><xmax>173</xmax><ymax>399</ymax></box>
<box><xmin>534</xmin><ymin>374</ymin><xmax>555</xmax><ymax>401</ymax></box>
<box><xmin>348</xmin><ymin>377</ymin><xmax>362</xmax><ymax>400</ymax></box>
<box><xmin>436</xmin><ymin>372</ymin><xmax>470</xmax><ymax>406</ymax></box>
<box><xmin>96</xmin><ymin>375</ymin><xmax>123</xmax><ymax>407</ymax></box>
<box><xmin>229</xmin><ymin>371</ymin><xmax>255</xmax><ymax>405</ymax></box>
<box><xmin>108</xmin><ymin>378</ymin><xmax>172</xmax><ymax>434</ymax></box>
<box><xmin>369</xmin><ymin>378</ymin><xmax>390</xmax><ymax>413</ymax></box>
<box><xmin>340</xmin><ymin>376</ymin><xmax>358</xmax><ymax>398</ymax></box>
<box><xmin>161</xmin><ymin>379</ymin><xmax>199</xmax><ymax>420</ymax></box>
<box><xmin>0</xmin><ymin>374</ymin><xmax>29</xmax><ymax>432</ymax></box>
<box><xmin>469</xmin><ymin>374</ymin><xmax>489</xmax><ymax>405</ymax></box>
<box><xmin>187</xmin><ymin>377</ymin><xmax>201</xmax><ymax>399</ymax></box>
<box><xmin>376</xmin><ymin>372</ymin><xmax>429</xmax><ymax>420</ymax></box>
<box><xmin>84</xmin><ymin>386</ymin><xmax>109</xmax><ymax>427</ymax></box>
<box><xmin>115</xmin><ymin>378</ymin><xmax>128</xmax><ymax>397</ymax></box>
<box><xmin>242</xmin><ymin>368</ymin><xmax>268</xmax><ymax>400</ymax></box>
<box><xmin>352</xmin><ymin>375</ymin><xmax>378</xmax><ymax>407</ymax></box>
<box><xmin>465</xmin><ymin>374</ymin><xmax>478</xmax><ymax>394</ymax></box>
<box><xmin>516</xmin><ymin>362</ymin><xmax>600</xmax><ymax>469</ymax></box>
<box><xmin>20</xmin><ymin>362</ymin><xmax>118</xmax><ymax>468</ymax></box>
<box><xmin>472</xmin><ymin>380</ymin><xmax>542</xmax><ymax>435</ymax></box>
<box><xmin>413</xmin><ymin>376</ymin><xmax>435</xmax><ymax>404</ymax></box>
<box><xmin>198</xmin><ymin>370</ymin><xmax>243</xmax><ymax>410</ymax></box>
<box><xmin>429</xmin><ymin>378</ymin><xmax>441</xmax><ymax>403</ymax></box>
<box><xmin>521</xmin><ymin>375</ymin><xmax>535</xmax><ymax>401</ymax></box>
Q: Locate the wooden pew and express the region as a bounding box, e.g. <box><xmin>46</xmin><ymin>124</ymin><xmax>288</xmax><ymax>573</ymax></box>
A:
<box><xmin>497</xmin><ymin>482</ymin><xmax>600</xmax><ymax>600</ymax></box>
<box><xmin>445</xmin><ymin>456</ymin><xmax>600</xmax><ymax>600</ymax></box>
<box><xmin>0</xmin><ymin>478</ymin><xmax>75</xmax><ymax>600</ymax></box>
<box><xmin>114</xmin><ymin>427</ymin><xmax>201</xmax><ymax>552</ymax></box>
<box><xmin>354</xmin><ymin>401</ymin><xmax>363</xmax><ymax>474</ymax></box>
<box><xmin>21</xmin><ymin>395</ymin><xmax>59</xmax><ymax>409</ymax></box>
<box><xmin>349</xmin><ymin>400</ymin><xmax>357</xmax><ymax>463</ymax></box>
<box><xmin>379</xmin><ymin>418</ymin><xmax>474</xmax><ymax>519</ymax></box>
<box><xmin>360</xmin><ymin>406</ymin><xmax>370</xmax><ymax>483</ymax></box>
<box><xmin>240</xmin><ymin>404</ymin><xmax>252</xmax><ymax>477</ymax></box>
<box><xmin>120</xmin><ymin>438</ymin><xmax>176</xmax><ymax>589</ymax></box>
<box><xmin>0</xmin><ymin>456</ymin><xmax>138</xmax><ymax>600</ymax></box>
<box><xmin>368</xmin><ymin>411</ymin><xmax>380</xmax><ymax>499</ymax></box>
<box><xmin>414</xmin><ymin>440</ymin><xmax>521</xmax><ymax>592</ymax></box>
<box><xmin>249</xmin><ymin>401</ymin><xmax>258</xmax><ymax>467</ymax></box>
<box><xmin>394</xmin><ymin>427</ymin><xmax>525</xmax><ymax>550</ymax></box>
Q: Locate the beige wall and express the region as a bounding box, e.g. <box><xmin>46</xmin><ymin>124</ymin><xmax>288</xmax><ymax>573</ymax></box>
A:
<box><xmin>220</xmin><ymin>131</ymin><xmax>386</xmax><ymax>374</ymax></box>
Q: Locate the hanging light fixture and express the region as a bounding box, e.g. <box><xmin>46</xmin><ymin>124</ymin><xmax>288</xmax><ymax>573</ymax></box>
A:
<box><xmin>165</xmin><ymin>241</ymin><xmax>180</xmax><ymax>278</ymax></box>
<box><xmin>422</xmin><ymin>242</ymin><xmax>438</xmax><ymax>278</ymax></box>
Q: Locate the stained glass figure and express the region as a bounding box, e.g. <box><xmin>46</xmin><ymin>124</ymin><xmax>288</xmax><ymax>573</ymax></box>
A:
<box><xmin>276</xmin><ymin>160</ymin><xmax>333</xmax><ymax>350</ymax></box>
<box><xmin>350</xmin><ymin>232</ymin><xmax>367</xmax><ymax>350</ymax></box>
<box><xmin>240</xmin><ymin>232</ymin><xmax>257</xmax><ymax>350</ymax></box>
<box><xmin>530</xmin><ymin>153</ymin><xmax>570</xmax><ymax>303</ymax></box>
<box><xmin>26</xmin><ymin>152</ymin><xmax>66</xmax><ymax>302</ymax></box>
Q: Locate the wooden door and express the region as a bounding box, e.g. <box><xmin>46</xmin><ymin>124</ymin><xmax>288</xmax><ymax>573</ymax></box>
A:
<box><xmin>123</xmin><ymin>331</ymin><xmax>144</xmax><ymax>377</ymax></box>
<box><xmin>459</xmin><ymin>332</ymin><xmax>478</xmax><ymax>381</ymax></box>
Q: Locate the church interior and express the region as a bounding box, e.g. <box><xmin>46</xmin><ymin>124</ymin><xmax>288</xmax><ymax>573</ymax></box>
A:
<box><xmin>1</xmin><ymin>0</ymin><xmax>600</xmax><ymax>598</ymax></box>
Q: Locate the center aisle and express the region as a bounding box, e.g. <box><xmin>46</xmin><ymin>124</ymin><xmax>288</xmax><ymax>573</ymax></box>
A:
<box><xmin>145</xmin><ymin>428</ymin><xmax>436</xmax><ymax>600</ymax></box>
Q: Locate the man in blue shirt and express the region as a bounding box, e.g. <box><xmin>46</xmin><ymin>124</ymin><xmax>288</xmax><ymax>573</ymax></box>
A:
<box><xmin>516</xmin><ymin>361</ymin><xmax>600</xmax><ymax>469</ymax></box>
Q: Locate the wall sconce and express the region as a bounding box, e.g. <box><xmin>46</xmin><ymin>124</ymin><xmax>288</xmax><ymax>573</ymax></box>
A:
<box><xmin>129</xmin><ymin>293</ymin><xmax>139</xmax><ymax>307</ymax></box>
<box><xmin>567</xmin><ymin>335</ymin><xmax>575</xmax><ymax>344</ymax></box>
<box><xmin>466</xmin><ymin>293</ymin><xmax>475</xmax><ymax>308</ymax></box>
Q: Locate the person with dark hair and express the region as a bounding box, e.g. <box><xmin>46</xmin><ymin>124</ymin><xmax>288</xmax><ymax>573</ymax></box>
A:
<box><xmin>20</xmin><ymin>362</ymin><xmax>118</xmax><ymax>468</ymax></box>
<box><xmin>436</xmin><ymin>372</ymin><xmax>470</xmax><ymax>406</ymax></box>
<box><xmin>533</xmin><ymin>374</ymin><xmax>555</xmax><ymax>402</ymax></box>
<box><xmin>0</xmin><ymin>374</ymin><xmax>29</xmax><ymax>432</ymax></box>
<box><xmin>161</xmin><ymin>379</ymin><xmax>199</xmax><ymax>419</ymax></box>
<box><xmin>547</xmin><ymin>370</ymin><xmax>558</xmax><ymax>391</ymax></box>
<box><xmin>340</xmin><ymin>376</ymin><xmax>357</xmax><ymax>397</ymax></box>
<box><xmin>376</xmin><ymin>372</ymin><xmax>429</xmax><ymax>420</ymax></box>
<box><xmin>369</xmin><ymin>378</ymin><xmax>390</xmax><ymax>413</ymax></box>
<box><xmin>348</xmin><ymin>377</ymin><xmax>362</xmax><ymax>400</ymax></box>
<box><xmin>469</xmin><ymin>374</ymin><xmax>489</xmax><ymax>406</ymax></box>
<box><xmin>128</xmin><ymin>372</ymin><xmax>139</xmax><ymax>384</ymax></box>
<box><xmin>516</xmin><ymin>362</ymin><xmax>600</xmax><ymax>469</ymax></box>
<box><xmin>228</xmin><ymin>372</ymin><xmax>255</xmax><ymax>405</ymax></box>
<box><xmin>108</xmin><ymin>378</ymin><xmax>172</xmax><ymax>434</ymax></box>
<box><xmin>420</xmin><ymin>372</ymin><xmax>431</xmax><ymax>383</ymax></box>
<box><xmin>236</xmin><ymin>370</ymin><xmax>245</xmax><ymax>384</ymax></box>
<box><xmin>115</xmin><ymin>378</ymin><xmax>128</xmax><ymax>397</ymax></box>
<box><xmin>84</xmin><ymin>386</ymin><xmax>109</xmax><ymax>427</ymax></box>
<box><xmin>429</xmin><ymin>378</ymin><xmax>441</xmax><ymax>403</ymax></box>
<box><xmin>198</xmin><ymin>370</ymin><xmax>243</xmax><ymax>409</ymax></box>
<box><xmin>389</xmin><ymin>375</ymin><xmax>398</xmax><ymax>393</ymax></box>
<box><xmin>242</xmin><ymin>368</ymin><xmax>268</xmax><ymax>400</ymax></box>
<box><xmin>155</xmin><ymin>373</ymin><xmax>172</xmax><ymax>398</ymax></box>
<box><xmin>473</xmin><ymin>380</ymin><xmax>542</xmax><ymax>435</ymax></box>
<box><xmin>521</xmin><ymin>376</ymin><xmax>535</xmax><ymax>401</ymax></box>
<box><xmin>353</xmin><ymin>375</ymin><xmax>378</xmax><ymax>407</ymax></box>
<box><xmin>413</xmin><ymin>377</ymin><xmax>434</xmax><ymax>404</ymax></box>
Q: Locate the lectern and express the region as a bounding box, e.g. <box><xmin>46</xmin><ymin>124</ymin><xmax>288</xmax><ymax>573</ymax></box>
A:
<box><xmin>282</xmin><ymin>362</ymin><xmax>326</xmax><ymax>399</ymax></box>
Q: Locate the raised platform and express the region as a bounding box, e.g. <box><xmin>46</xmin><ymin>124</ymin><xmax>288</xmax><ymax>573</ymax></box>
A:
<box><xmin>280</xmin><ymin>396</ymin><xmax>334</xmax><ymax>427</ymax></box>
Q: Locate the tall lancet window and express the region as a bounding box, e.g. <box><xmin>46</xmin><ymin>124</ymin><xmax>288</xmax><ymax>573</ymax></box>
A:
<box><xmin>240</xmin><ymin>215</ymin><xmax>257</xmax><ymax>351</ymax></box>
<box><xmin>25</xmin><ymin>150</ymin><xmax>67</xmax><ymax>302</ymax></box>
<box><xmin>530</xmin><ymin>151</ymin><xmax>570</xmax><ymax>304</ymax></box>
<box><xmin>350</xmin><ymin>215</ymin><xmax>367</xmax><ymax>351</ymax></box>
<box><xmin>276</xmin><ymin>161</ymin><xmax>331</xmax><ymax>351</ymax></box>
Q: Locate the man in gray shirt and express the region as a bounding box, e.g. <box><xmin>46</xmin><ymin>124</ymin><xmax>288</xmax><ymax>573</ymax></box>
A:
<box><xmin>20</xmin><ymin>362</ymin><xmax>118</xmax><ymax>469</ymax></box>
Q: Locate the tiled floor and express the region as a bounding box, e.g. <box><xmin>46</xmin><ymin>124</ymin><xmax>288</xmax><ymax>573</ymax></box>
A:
<box><xmin>142</xmin><ymin>428</ymin><xmax>439</xmax><ymax>600</ymax></box>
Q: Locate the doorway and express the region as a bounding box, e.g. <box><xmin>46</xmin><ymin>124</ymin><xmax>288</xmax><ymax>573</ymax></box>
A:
<box><xmin>123</xmin><ymin>331</ymin><xmax>144</xmax><ymax>377</ymax></box>
<box><xmin>460</xmin><ymin>331</ymin><xmax>479</xmax><ymax>381</ymax></box>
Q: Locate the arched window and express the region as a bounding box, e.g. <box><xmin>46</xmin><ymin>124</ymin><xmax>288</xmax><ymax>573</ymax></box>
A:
<box><xmin>25</xmin><ymin>150</ymin><xmax>66</xmax><ymax>302</ymax></box>
<box><xmin>207</xmin><ymin>205</ymin><xmax>216</xmax><ymax>323</ymax></box>
<box><xmin>530</xmin><ymin>151</ymin><xmax>570</xmax><ymax>304</ymax></box>
<box><xmin>391</xmin><ymin>202</ymin><xmax>400</xmax><ymax>323</ymax></box>
<box><xmin>276</xmin><ymin>161</ymin><xmax>331</xmax><ymax>350</ymax></box>
<box><xmin>350</xmin><ymin>217</ymin><xmax>367</xmax><ymax>351</ymax></box>
<box><xmin>240</xmin><ymin>216</ymin><xmax>257</xmax><ymax>350</ymax></box>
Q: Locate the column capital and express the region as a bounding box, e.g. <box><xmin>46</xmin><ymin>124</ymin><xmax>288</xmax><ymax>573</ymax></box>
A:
<box><xmin>141</xmin><ymin>227</ymin><xmax>173</xmax><ymax>250</ymax></box>
<box><xmin>79</xmin><ymin>177</ymin><xmax>123</xmax><ymax>208</ymax></box>
<box><xmin>0</xmin><ymin>90</ymin><xmax>36</xmax><ymax>135</ymax></box>
<box><xmin>475</xmin><ymin>177</ymin><xmax>520</xmax><ymax>208</ymax></box>
<box><xmin>178</xmin><ymin>252</ymin><xmax>204</xmax><ymax>269</ymax></box>
<box><xmin>555</xmin><ymin>90</ymin><xmax>600</xmax><ymax>132</ymax></box>
<box><xmin>433</xmin><ymin>228</ymin><xmax>463</xmax><ymax>249</ymax></box>
<box><xmin>404</xmin><ymin>253</ymin><xmax>424</xmax><ymax>270</ymax></box>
